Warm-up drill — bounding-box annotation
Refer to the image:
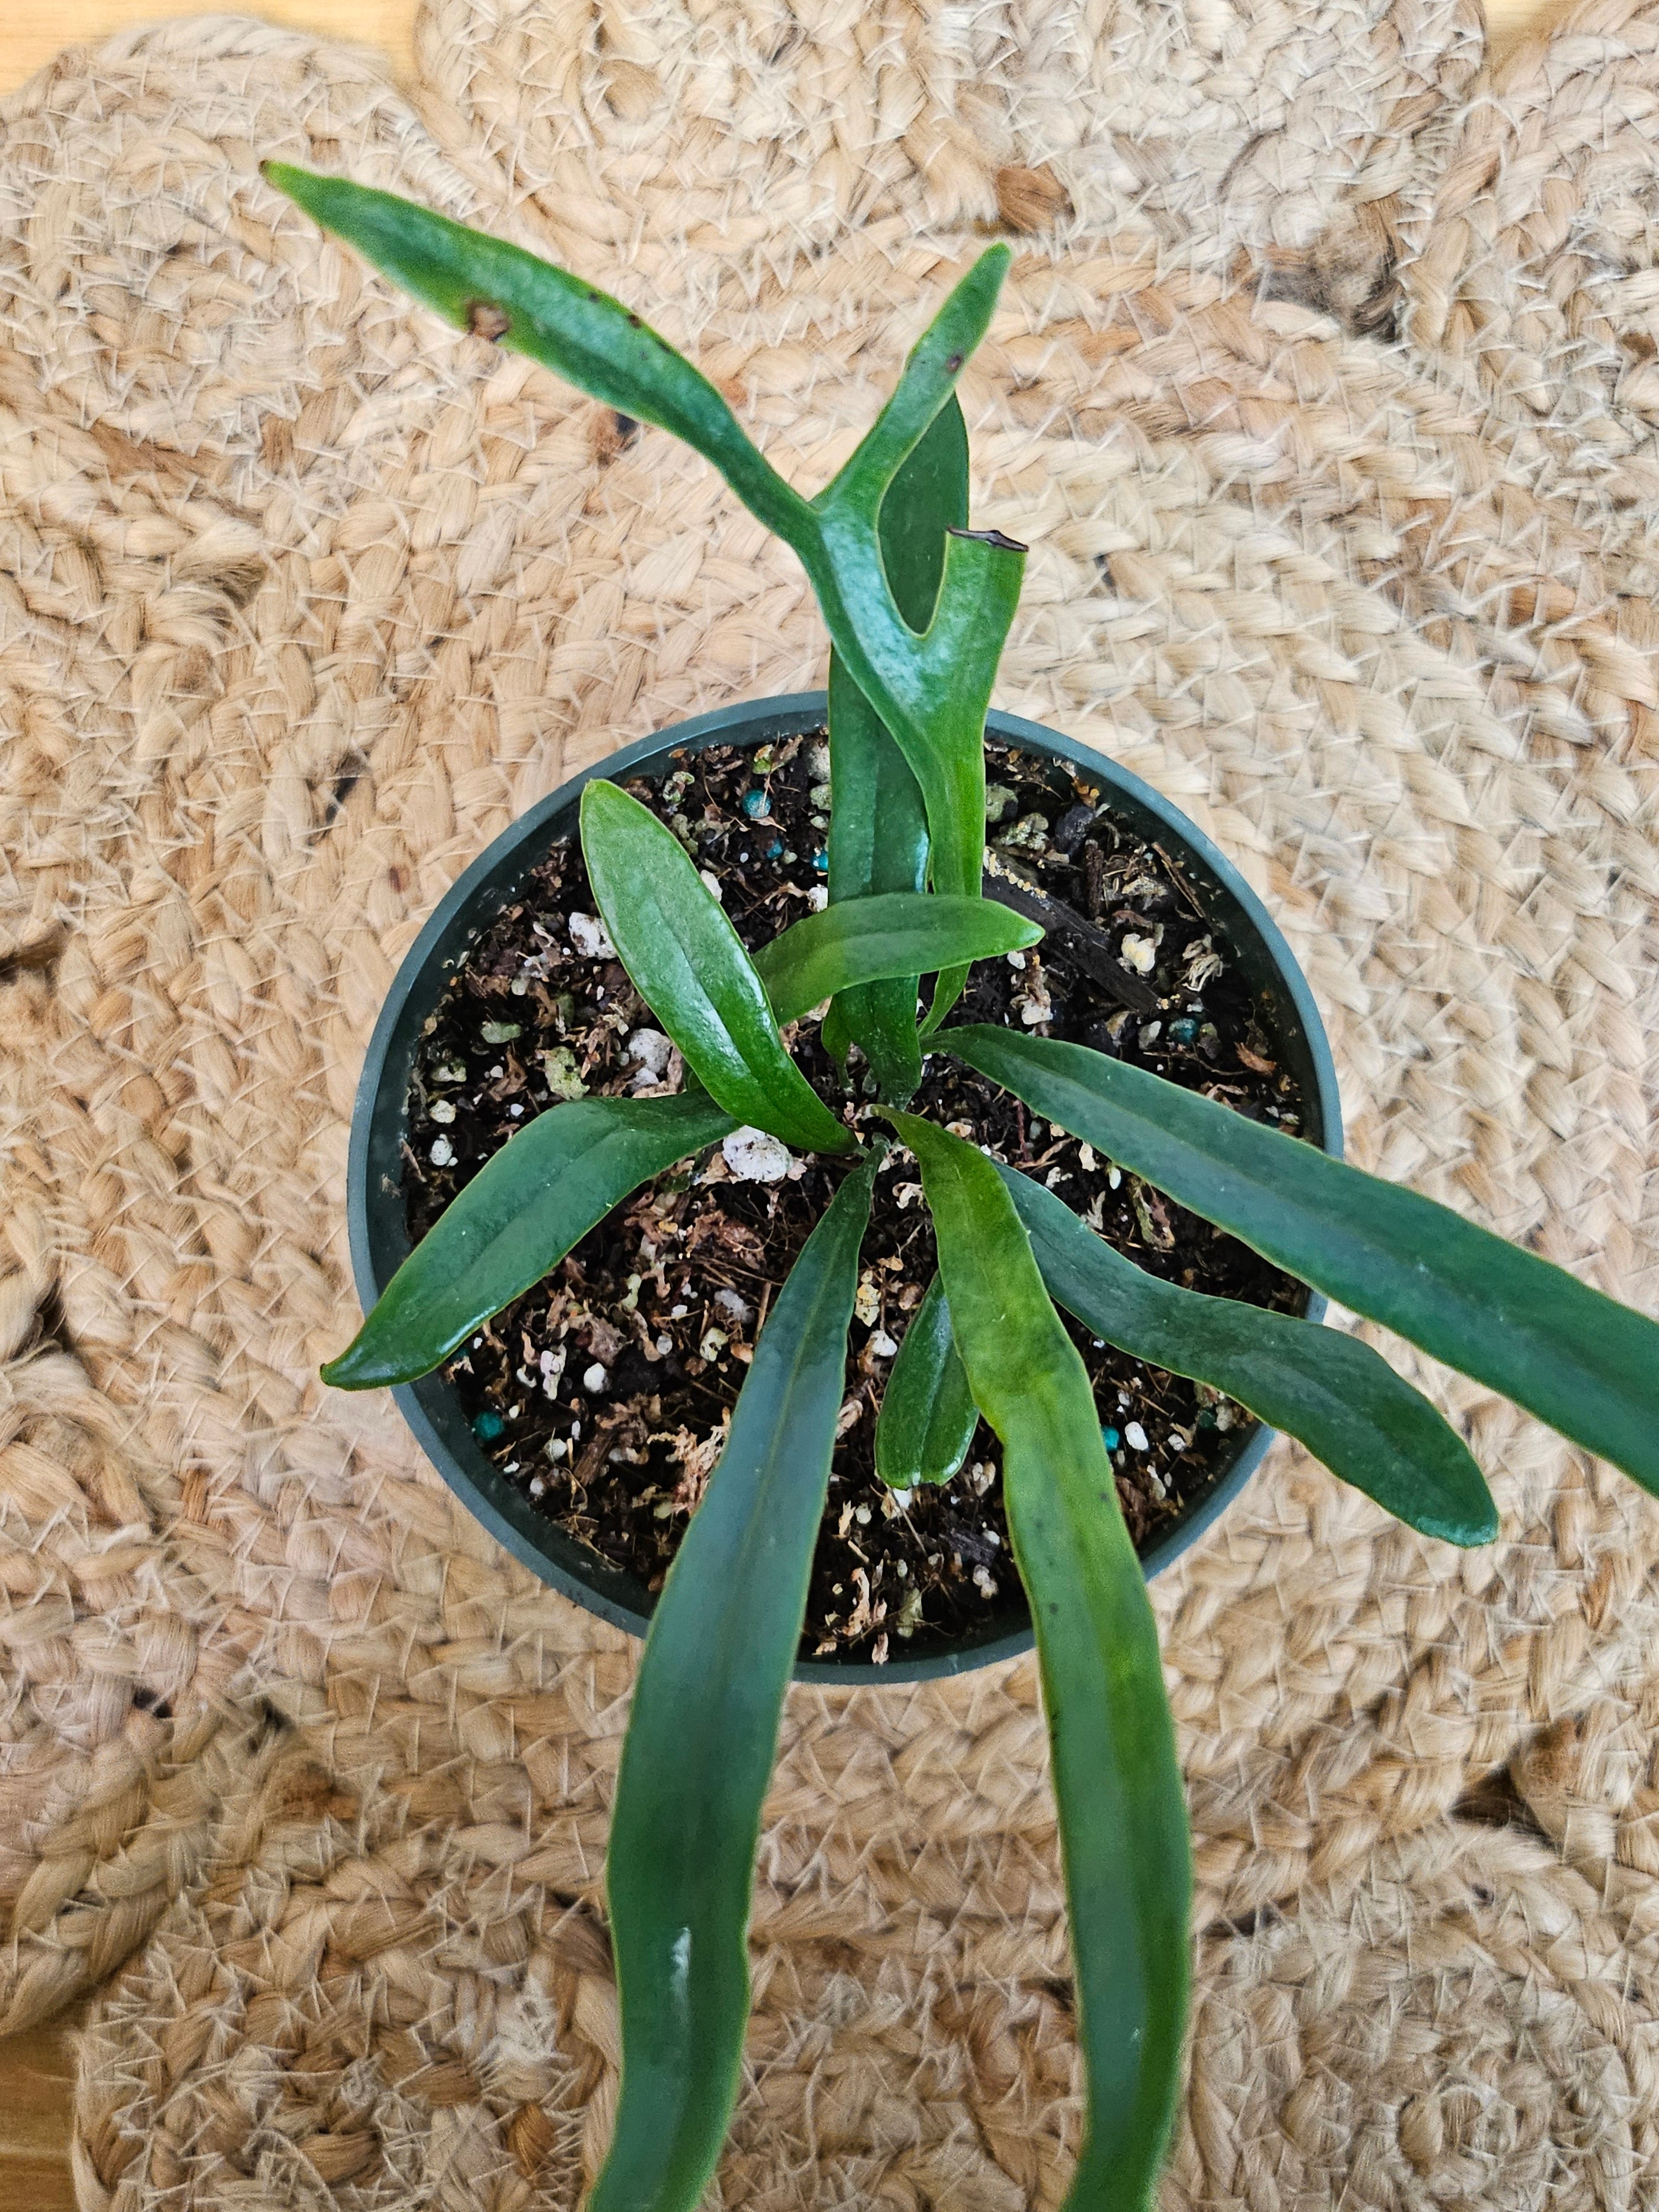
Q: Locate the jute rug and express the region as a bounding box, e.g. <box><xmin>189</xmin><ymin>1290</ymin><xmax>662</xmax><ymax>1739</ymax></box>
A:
<box><xmin>1</xmin><ymin>0</ymin><xmax>1657</xmax><ymax>2203</ymax></box>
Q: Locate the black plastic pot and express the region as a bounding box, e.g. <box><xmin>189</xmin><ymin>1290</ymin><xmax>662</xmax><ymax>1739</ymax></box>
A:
<box><xmin>346</xmin><ymin>693</ymin><xmax>1341</xmax><ymax>1682</ymax></box>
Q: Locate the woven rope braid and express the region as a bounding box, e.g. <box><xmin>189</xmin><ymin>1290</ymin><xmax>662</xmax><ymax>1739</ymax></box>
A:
<box><xmin>1398</xmin><ymin>0</ymin><xmax>1659</xmax><ymax>533</ymax></box>
<box><xmin>0</xmin><ymin>4</ymin><xmax>1655</xmax><ymax>2204</ymax></box>
<box><xmin>411</xmin><ymin>0</ymin><xmax>1484</xmax><ymax>288</ymax></box>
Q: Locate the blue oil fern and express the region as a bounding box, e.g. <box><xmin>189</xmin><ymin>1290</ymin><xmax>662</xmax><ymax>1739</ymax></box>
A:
<box><xmin>270</xmin><ymin>162</ymin><xmax>1659</xmax><ymax>2212</ymax></box>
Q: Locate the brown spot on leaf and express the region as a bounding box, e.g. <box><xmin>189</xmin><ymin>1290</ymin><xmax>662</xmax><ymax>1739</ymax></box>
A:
<box><xmin>467</xmin><ymin>300</ymin><xmax>511</xmax><ymax>342</ymax></box>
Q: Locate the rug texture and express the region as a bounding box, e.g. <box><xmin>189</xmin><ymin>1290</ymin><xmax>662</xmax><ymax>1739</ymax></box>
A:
<box><xmin>1</xmin><ymin>0</ymin><xmax>1657</xmax><ymax>2204</ymax></box>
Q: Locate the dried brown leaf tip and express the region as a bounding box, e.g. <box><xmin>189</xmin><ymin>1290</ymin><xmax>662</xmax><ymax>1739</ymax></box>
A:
<box><xmin>467</xmin><ymin>299</ymin><xmax>511</xmax><ymax>341</ymax></box>
<box><xmin>949</xmin><ymin>526</ymin><xmax>1028</xmax><ymax>553</ymax></box>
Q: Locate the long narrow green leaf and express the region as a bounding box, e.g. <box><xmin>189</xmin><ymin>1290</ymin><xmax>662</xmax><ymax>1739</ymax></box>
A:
<box><xmin>999</xmin><ymin>1165</ymin><xmax>1496</xmax><ymax>1545</ymax></box>
<box><xmin>953</xmin><ymin>1026</ymin><xmax>1659</xmax><ymax>1496</ymax></box>
<box><xmin>595</xmin><ymin>1158</ymin><xmax>877</xmax><ymax>2212</ymax></box>
<box><xmin>754</xmin><ymin>894</ymin><xmax>1038</xmax><ymax>1028</ymax></box>
<box><xmin>262</xmin><ymin>165</ymin><xmax>1020</xmax><ymax>943</ymax></box>
<box><xmin>817</xmin><ymin>265</ymin><xmax>1005</xmax><ymax>516</ymax></box>
<box><xmin>324</xmin><ymin>1092</ymin><xmax>734</xmax><ymax>1387</ymax></box>
<box><xmin>826</xmin><ymin>657</ymin><xmax>928</xmax><ymax>1098</ymax></box>
<box><xmin>814</xmin><ymin>277</ymin><xmax>1021</xmax><ymax>924</ymax></box>
<box><xmin>262</xmin><ymin>164</ymin><xmax>807</xmax><ymax>546</ymax></box>
<box><xmin>891</xmin><ymin>1114</ymin><xmax>1190</xmax><ymax>2212</ymax></box>
<box><xmin>581</xmin><ymin>780</ymin><xmax>853</xmax><ymax>1155</ymax></box>
<box><xmin>828</xmin><ymin>394</ymin><xmax>969</xmax><ymax>1095</ymax></box>
<box><xmin>874</xmin><ymin>1273</ymin><xmax>979</xmax><ymax>1488</ymax></box>
<box><xmin>822</xmin><ymin>520</ymin><xmax>1025</xmax><ymax>914</ymax></box>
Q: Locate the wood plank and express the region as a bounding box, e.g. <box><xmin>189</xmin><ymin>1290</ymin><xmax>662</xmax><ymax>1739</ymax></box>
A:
<box><xmin>0</xmin><ymin>2017</ymin><xmax>79</xmax><ymax>2212</ymax></box>
<box><xmin>0</xmin><ymin>0</ymin><xmax>414</xmax><ymax>93</ymax></box>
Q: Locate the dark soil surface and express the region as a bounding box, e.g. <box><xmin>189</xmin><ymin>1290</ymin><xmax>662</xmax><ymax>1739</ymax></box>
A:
<box><xmin>402</xmin><ymin>734</ymin><xmax>1311</xmax><ymax>1667</ymax></box>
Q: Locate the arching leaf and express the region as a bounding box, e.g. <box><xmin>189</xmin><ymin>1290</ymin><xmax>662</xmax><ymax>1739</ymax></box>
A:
<box><xmin>595</xmin><ymin>1159</ymin><xmax>877</xmax><ymax>2212</ymax></box>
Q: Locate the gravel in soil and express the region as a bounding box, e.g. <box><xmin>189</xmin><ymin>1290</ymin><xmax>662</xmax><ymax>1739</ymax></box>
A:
<box><xmin>402</xmin><ymin>734</ymin><xmax>1310</xmax><ymax>1667</ymax></box>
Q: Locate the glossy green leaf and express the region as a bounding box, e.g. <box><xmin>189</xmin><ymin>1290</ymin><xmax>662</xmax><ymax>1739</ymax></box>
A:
<box><xmin>324</xmin><ymin>1092</ymin><xmax>734</xmax><ymax>1388</ymax></box>
<box><xmin>815</xmin><ymin>332</ymin><xmax>1019</xmax><ymax>930</ymax></box>
<box><xmin>263</xmin><ymin>164</ymin><xmax>808</xmax><ymax>547</ymax></box>
<box><xmin>827</xmin><ymin>519</ymin><xmax>1024</xmax><ymax>912</ymax></box>
<box><xmin>263</xmin><ymin>166</ymin><xmax>1021</xmax><ymax>953</ymax></box>
<box><xmin>953</xmin><ymin>1027</ymin><xmax>1659</xmax><ymax>1498</ymax></box>
<box><xmin>581</xmin><ymin>779</ymin><xmax>853</xmax><ymax>1155</ymax></box>
<box><xmin>754</xmin><ymin>894</ymin><xmax>1038</xmax><ymax>1029</ymax></box>
<box><xmin>999</xmin><ymin>1165</ymin><xmax>1497</xmax><ymax>1546</ymax></box>
<box><xmin>874</xmin><ymin>1273</ymin><xmax>979</xmax><ymax>1488</ymax></box>
<box><xmin>827</xmin><ymin>398</ymin><xmax>968</xmax><ymax>1094</ymax></box>
<box><xmin>594</xmin><ymin>1158</ymin><xmax>877</xmax><ymax>2212</ymax></box>
<box><xmin>819</xmin><ymin>993</ymin><xmax>855</xmax><ymax>1071</ymax></box>
<box><xmin>874</xmin><ymin>395</ymin><xmax>972</xmax><ymax>628</ymax></box>
<box><xmin>890</xmin><ymin>1114</ymin><xmax>1190</xmax><ymax>2212</ymax></box>
<box><xmin>827</xmin><ymin>660</ymin><xmax>927</xmax><ymax>1100</ymax></box>
<box><xmin>819</xmin><ymin>268</ymin><xmax>1003</xmax><ymax>518</ymax></box>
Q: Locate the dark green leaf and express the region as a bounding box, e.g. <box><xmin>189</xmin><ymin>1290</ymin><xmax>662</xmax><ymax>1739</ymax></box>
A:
<box><xmin>816</xmin><ymin>342</ymin><xmax>1020</xmax><ymax>972</ymax></box>
<box><xmin>827</xmin><ymin>397</ymin><xmax>967</xmax><ymax>1096</ymax></box>
<box><xmin>827</xmin><ymin>656</ymin><xmax>927</xmax><ymax>1101</ymax></box>
<box><xmin>323</xmin><ymin>1092</ymin><xmax>734</xmax><ymax>1388</ymax></box>
<box><xmin>820</xmin><ymin>993</ymin><xmax>855</xmax><ymax>1070</ymax></box>
<box><xmin>818</xmin><ymin>263</ymin><xmax>1005</xmax><ymax>518</ymax></box>
<box><xmin>262</xmin><ymin>164</ymin><xmax>808</xmax><ymax>547</ymax></box>
<box><xmin>823</xmin><ymin>520</ymin><xmax>1024</xmax><ymax>916</ymax></box>
<box><xmin>890</xmin><ymin>1114</ymin><xmax>1189</xmax><ymax>2212</ymax></box>
<box><xmin>594</xmin><ymin>1158</ymin><xmax>877</xmax><ymax>2212</ymax></box>
<box><xmin>581</xmin><ymin>780</ymin><xmax>853</xmax><ymax>1155</ymax></box>
<box><xmin>999</xmin><ymin>1165</ymin><xmax>1497</xmax><ymax>1545</ymax></box>
<box><xmin>826</xmin><ymin>653</ymin><xmax>928</xmax><ymax>920</ymax></box>
<box><xmin>263</xmin><ymin>165</ymin><xmax>1021</xmax><ymax>948</ymax></box>
<box><xmin>954</xmin><ymin>1027</ymin><xmax>1659</xmax><ymax>1498</ymax></box>
<box><xmin>874</xmin><ymin>1273</ymin><xmax>979</xmax><ymax>1488</ymax></box>
<box><xmin>754</xmin><ymin>894</ymin><xmax>1038</xmax><ymax>1028</ymax></box>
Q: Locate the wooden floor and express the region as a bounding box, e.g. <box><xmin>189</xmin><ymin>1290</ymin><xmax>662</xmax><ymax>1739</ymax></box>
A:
<box><xmin>0</xmin><ymin>0</ymin><xmax>1585</xmax><ymax>2193</ymax></box>
<box><xmin>0</xmin><ymin>2020</ymin><xmax>79</xmax><ymax>2212</ymax></box>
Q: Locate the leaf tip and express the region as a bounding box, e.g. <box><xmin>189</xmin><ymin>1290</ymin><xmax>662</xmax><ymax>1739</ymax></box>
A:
<box><xmin>1455</xmin><ymin>1497</ymin><xmax>1502</xmax><ymax>1548</ymax></box>
<box><xmin>262</xmin><ymin>159</ymin><xmax>317</xmax><ymax>204</ymax></box>
<box><xmin>947</xmin><ymin>525</ymin><xmax>1027</xmax><ymax>556</ymax></box>
<box><xmin>320</xmin><ymin>1335</ymin><xmax>393</xmax><ymax>1391</ymax></box>
<box><xmin>1413</xmin><ymin>1483</ymin><xmax>1500</xmax><ymax>1549</ymax></box>
<box><xmin>580</xmin><ymin>776</ymin><xmax>631</xmax><ymax>830</ymax></box>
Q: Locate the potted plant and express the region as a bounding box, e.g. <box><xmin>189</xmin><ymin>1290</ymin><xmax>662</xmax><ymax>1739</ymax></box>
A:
<box><xmin>340</xmin><ymin>683</ymin><xmax>1345</xmax><ymax>1682</ymax></box>
<box><xmin>266</xmin><ymin>162</ymin><xmax>1659</xmax><ymax>2212</ymax></box>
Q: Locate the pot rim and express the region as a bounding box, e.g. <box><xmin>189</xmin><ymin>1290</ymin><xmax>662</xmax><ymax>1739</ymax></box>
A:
<box><xmin>346</xmin><ymin>692</ymin><xmax>1342</xmax><ymax>1683</ymax></box>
